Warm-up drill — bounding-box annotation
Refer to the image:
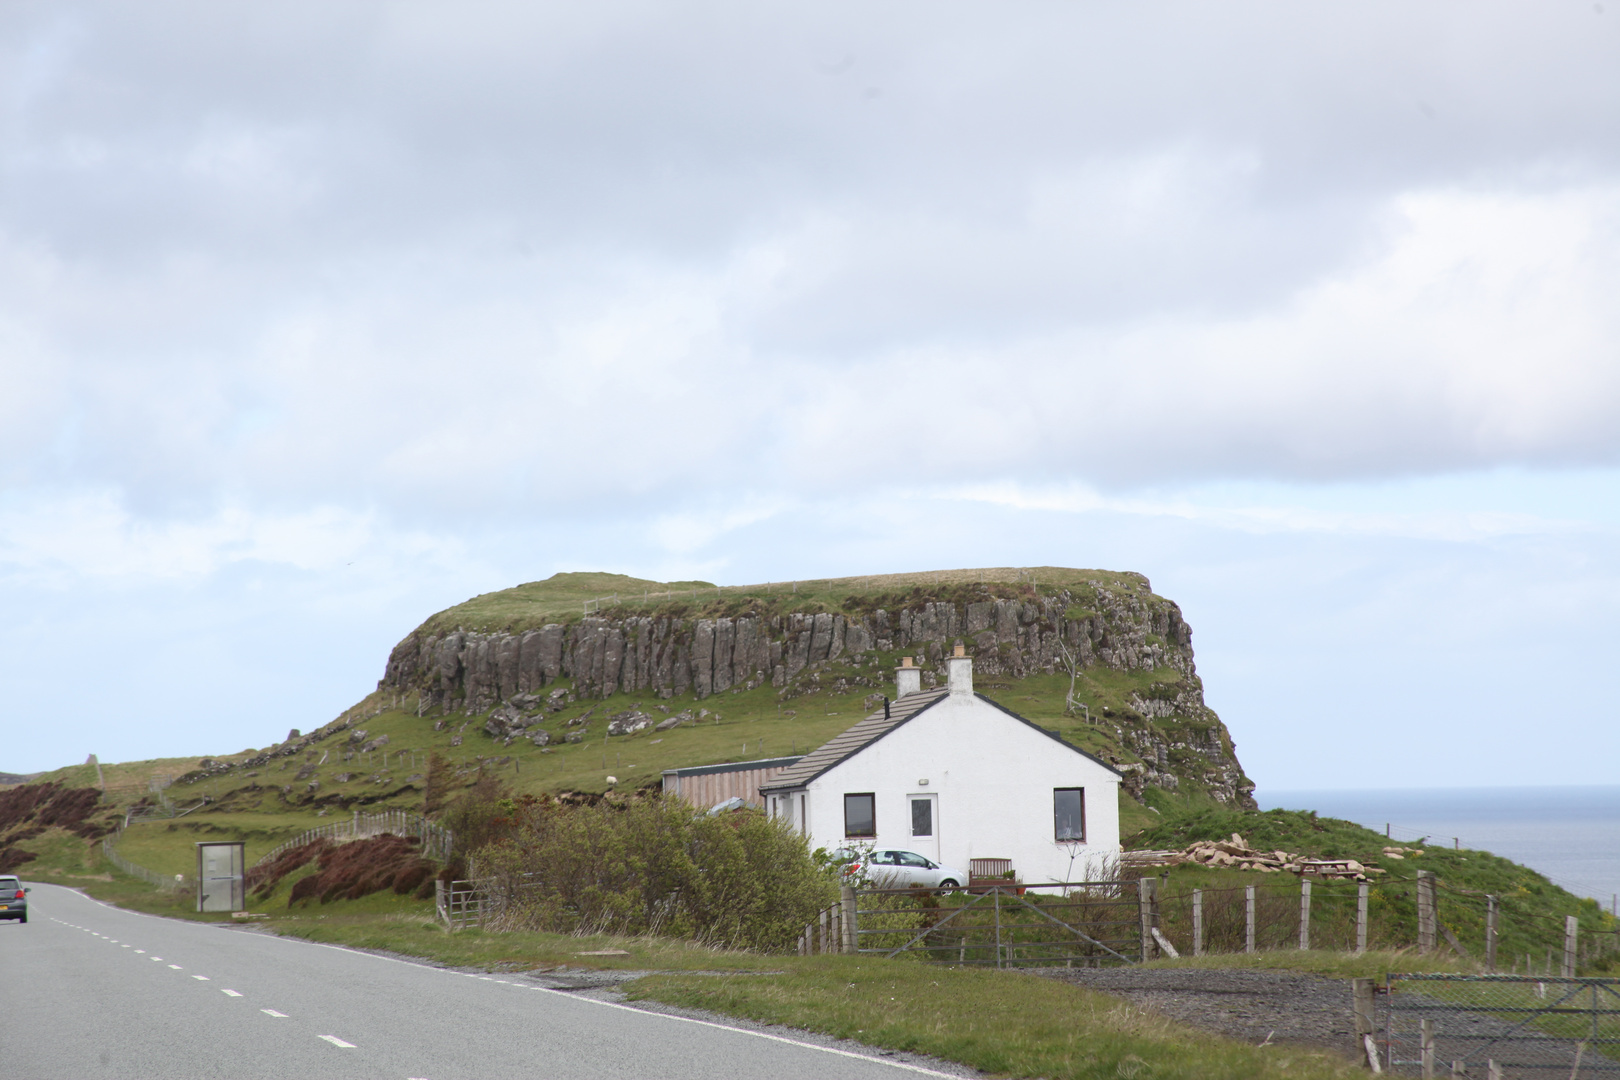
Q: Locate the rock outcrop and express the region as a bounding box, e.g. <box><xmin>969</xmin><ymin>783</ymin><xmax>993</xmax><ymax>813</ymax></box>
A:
<box><xmin>383</xmin><ymin>583</ymin><xmax>1195</xmax><ymax>709</ymax></box>
<box><xmin>377</xmin><ymin>573</ymin><xmax>1257</xmax><ymax>808</ymax></box>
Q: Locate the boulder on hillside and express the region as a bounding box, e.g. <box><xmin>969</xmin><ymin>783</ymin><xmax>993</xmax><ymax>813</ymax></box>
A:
<box><xmin>606</xmin><ymin>711</ymin><xmax>652</xmax><ymax>736</ymax></box>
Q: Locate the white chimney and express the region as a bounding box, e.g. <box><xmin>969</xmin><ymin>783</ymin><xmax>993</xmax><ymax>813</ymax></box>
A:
<box><xmin>946</xmin><ymin>641</ymin><xmax>973</xmax><ymax>697</ymax></box>
<box><xmin>894</xmin><ymin>656</ymin><xmax>921</xmax><ymax>698</ymax></box>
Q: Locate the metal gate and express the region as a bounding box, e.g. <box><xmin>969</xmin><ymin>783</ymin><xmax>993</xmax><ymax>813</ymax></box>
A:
<box><xmin>854</xmin><ymin>882</ymin><xmax>1140</xmax><ymax>967</ymax></box>
<box><xmin>1385</xmin><ymin>974</ymin><xmax>1620</xmax><ymax>1077</ymax></box>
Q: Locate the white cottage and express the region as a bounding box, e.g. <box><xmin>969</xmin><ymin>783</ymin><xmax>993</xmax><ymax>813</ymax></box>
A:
<box><xmin>761</xmin><ymin>644</ymin><xmax>1122</xmax><ymax>885</ymax></box>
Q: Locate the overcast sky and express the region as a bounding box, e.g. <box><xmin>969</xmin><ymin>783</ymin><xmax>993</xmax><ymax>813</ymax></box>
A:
<box><xmin>3</xmin><ymin>1</ymin><xmax>1618</xmax><ymax>788</ymax></box>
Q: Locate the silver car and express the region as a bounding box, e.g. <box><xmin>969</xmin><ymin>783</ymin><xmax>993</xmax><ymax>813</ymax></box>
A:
<box><xmin>0</xmin><ymin>876</ymin><xmax>28</xmax><ymax>923</ymax></box>
<box><xmin>862</xmin><ymin>849</ymin><xmax>964</xmax><ymax>890</ymax></box>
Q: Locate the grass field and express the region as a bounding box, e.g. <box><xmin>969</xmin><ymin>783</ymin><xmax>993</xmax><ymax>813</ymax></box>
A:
<box><xmin>417</xmin><ymin>567</ymin><xmax>1151</xmax><ymax>637</ymax></box>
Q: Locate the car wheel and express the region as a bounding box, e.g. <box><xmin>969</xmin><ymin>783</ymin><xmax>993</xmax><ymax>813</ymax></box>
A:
<box><xmin>18</xmin><ymin>911</ymin><xmax>26</xmax><ymax>923</ymax></box>
<box><xmin>939</xmin><ymin>879</ymin><xmax>959</xmax><ymax>889</ymax></box>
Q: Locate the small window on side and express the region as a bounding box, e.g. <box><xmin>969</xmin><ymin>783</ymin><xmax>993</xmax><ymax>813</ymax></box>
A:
<box><xmin>1054</xmin><ymin>787</ymin><xmax>1085</xmax><ymax>842</ymax></box>
<box><xmin>844</xmin><ymin>793</ymin><xmax>876</xmax><ymax>838</ymax></box>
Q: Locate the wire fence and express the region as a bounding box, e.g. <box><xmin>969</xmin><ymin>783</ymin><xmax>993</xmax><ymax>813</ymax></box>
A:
<box><xmin>1384</xmin><ymin>973</ymin><xmax>1620</xmax><ymax>1077</ymax></box>
<box><xmin>850</xmin><ymin>881</ymin><xmax>1141</xmax><ymax>966</ymax></box>
<box><xmin>101</xmin><ymin>829</ymin><xmax>187</xmax><ymax>892</ymax></box>
<box><xmin>252</xmin><ymin>809</ymin><xmax>454</xmax><ymax>869</ymax></box>
<box><xmin>1143</xmin><ymin>873</ymin><xmax>1620</xmax><ymax>974</ymax></box>
<box><xmin>781</xmin><ymin>871</ymin><xmax>1620</xmax><ymax>971</ymax></box>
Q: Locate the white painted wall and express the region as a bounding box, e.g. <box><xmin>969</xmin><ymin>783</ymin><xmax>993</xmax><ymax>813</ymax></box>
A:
<box><xmin>777</xmin><ymin>693</ymin><xmax>1121</xmax><ymax>885</ymax></box>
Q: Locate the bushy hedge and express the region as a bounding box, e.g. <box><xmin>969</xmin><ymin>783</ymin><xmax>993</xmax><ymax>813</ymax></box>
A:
<box><xmin>472</xmin><ymin>796</ymin><xmax>836</xmax><ymax>951</ymax></box>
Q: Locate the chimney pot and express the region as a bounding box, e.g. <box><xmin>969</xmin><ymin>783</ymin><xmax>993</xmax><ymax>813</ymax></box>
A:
<box><xmin>946</xmin><ymin>643</ymin><xmax>973</xmax><ymax>697</ymax></box>
<box><xmin>895</xmin><ymin>657</ymin><xmax>921</xmax><ymax>698</ymax></box>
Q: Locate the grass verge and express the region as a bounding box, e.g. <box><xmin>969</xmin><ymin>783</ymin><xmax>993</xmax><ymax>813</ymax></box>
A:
<box><xmin>625</xmin><ymin>958</ymin><xmax>1364</xmax><ymax>1079</ymax></box>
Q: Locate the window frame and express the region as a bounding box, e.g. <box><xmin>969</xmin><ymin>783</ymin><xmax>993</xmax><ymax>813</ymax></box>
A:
<box><xmin>843</xmin><ymin>792</ymin><xmax>877</xmax><ymax>838</ymax></box>
<box><xmin>1054</xmin><ymin>787</ymin><xmax>1086</xmax><ymax>842</ymax></box>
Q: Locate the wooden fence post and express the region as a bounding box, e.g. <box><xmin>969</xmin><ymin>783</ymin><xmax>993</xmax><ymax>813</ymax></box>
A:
<box><xmin>1416</xmin><ymin>871</ymin><xmax>1436</xmax><ymax>952</ymax></box>
<box><xmin>841</xmin><ymin>886</ymin><xmax>858</xmax><ymax>955</ymax></box>
<box><xmin>1485</xmin><ymin>895</ymin><xmax>1497</xmax><ymax>972</ymax></box>
<box><xmin>1192</xmin><ymin>889</ymin><xmax>1204</xmax><ymax>957</ymax></box>
<box><xmin>1352</xmin><ymin>978</ymin><xmax>1380</xmax><ymax>1073</ymax></box>
<box><xmin>1138</xmin><ymin>877</ymin><xmax>1160</xmax><ymax>962</ymax></box>
<box><xmin>1420</xmin><ymin>1018</ymin><xmax>1435</xmax><ymax>1078</ymax></box>
<box><xmin>1299</xmin><ymin>880</ymin><xmax>1312</xmax><ymax>950</ymax></box>
<box><xmin>1564</xmin><ymin>915</ymin><xmax>1579</xmax><ymax>977</ymax></box>
<box><xmin>1357</xmin><ymin>883</ymin><xmax>1370</xmax><ymax>954</ymax></box>
<box><xmin>1245</xmin><ymin>885</ymin><xmax>1256</xmax><ymax>954</ymax></box>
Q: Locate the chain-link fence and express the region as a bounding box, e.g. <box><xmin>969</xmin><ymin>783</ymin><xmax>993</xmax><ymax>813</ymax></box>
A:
<box><xmin>1385</xmin><ymin>973</ymin><xmax>1620</xmax><ymax>1077</ymax></box>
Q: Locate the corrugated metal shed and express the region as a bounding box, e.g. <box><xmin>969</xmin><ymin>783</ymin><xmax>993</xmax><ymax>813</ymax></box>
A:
<box><xmin>661</xmin><ymin>756</ymin><xmax>802</xmax><ymax>811</ymax></box>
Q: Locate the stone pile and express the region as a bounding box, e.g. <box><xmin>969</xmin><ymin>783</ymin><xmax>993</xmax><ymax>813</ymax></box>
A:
<box><xmin>1126</xmin><ymin>833</ymin><xmax>1389</xmax><ymax>882</ymax></box>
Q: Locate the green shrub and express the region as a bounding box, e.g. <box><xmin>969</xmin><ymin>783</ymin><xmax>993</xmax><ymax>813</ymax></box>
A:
<box><xmin>472</xmin><ymin>797</ymin><xmax>837</xmax><ymax>951</ymax></box>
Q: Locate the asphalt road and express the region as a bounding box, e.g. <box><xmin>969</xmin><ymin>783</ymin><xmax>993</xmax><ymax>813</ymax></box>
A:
<box><xmin>0</xmin><ymin>882</ymin><xmax>964</xmax><ymax>1080</ymax></box>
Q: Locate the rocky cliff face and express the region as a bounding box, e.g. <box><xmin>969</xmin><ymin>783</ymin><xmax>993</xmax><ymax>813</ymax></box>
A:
<box><xmin>379</xmin><ymin>575</ymin><xmax>1256</xmax><ymax>808</ymax></box>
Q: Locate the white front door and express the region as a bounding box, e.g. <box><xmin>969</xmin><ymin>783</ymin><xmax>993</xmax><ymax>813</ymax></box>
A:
<box><xmin>907</xmin><ymin>793</ymin><xmax>939</xmax><ymax>863</ymax></box>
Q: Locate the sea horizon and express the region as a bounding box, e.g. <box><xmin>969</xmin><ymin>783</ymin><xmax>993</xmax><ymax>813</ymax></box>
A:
<box><xmin>1257</xmin><ymin>783</ymin><xmax>1620</xmax><ymax>910</ymax></box>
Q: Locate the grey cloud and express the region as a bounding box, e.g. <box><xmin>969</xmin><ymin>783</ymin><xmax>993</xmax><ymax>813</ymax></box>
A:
<box><xmin>4</xmin><ymin>0</ymin><xmax>1620</xmax><ymax>511</ymax></box>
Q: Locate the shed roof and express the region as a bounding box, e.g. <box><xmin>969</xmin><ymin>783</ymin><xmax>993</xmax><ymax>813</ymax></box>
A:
<box><xmin>661</xmin><ymin>756</ymin><xmax>801</xmax><ymax>781</ymax></box>
<box><xmin>759</xmin><ymin>689</ymin><xmax>1122</xmax><ymax>794</ymax></box>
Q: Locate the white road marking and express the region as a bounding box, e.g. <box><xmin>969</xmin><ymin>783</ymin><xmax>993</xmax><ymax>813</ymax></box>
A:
<box><xmin>261</xmin><ymin>1009</ymin><xmax>288</xmax><ymax>1018</ymax></box>
<box><xmin>121</xmin><ymin>944</ymin><xmax>130</xmax><ymax>948</ymax></box>
<box><xmin>40</xmin><ymin>887</ymin><xmax>955</xmax><ymax>1079</ymax></box>
<box><xmin>222</xmin><ymin>989</ymin><xmax>243</xmax><ymax>997</ymax></box>
<box><xmin>168</xmin><ymin>964</ymin><xmax>183</xmax><ymax>970</ymax></box>
<box><xmin>318</xmin><ymin>1035</ymin><xmax>357</xmax><ymax>1048</ymax></box>
<box><xmin>134</xmin><ymin>950</ymin><xmax>145</xmax><ymax>954</ymax></box>
<box><xmin>192</xmin><ymin>975</ymin><xmax>210</xmax><ymax>981</ymax></box>
<box><xmin>150</xmin><ymin>957</ymin><xmax>163</xmax><ymax>962</ymax></box>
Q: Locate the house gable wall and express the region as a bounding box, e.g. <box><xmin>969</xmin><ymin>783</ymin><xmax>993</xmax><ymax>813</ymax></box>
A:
<box><xmin>793</xmin><ymin>694</ymin><xmax>1120</xmax><ymax>885</ymax></box>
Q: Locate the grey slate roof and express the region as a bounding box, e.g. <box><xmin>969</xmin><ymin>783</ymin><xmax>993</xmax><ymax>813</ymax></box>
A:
<box><xmin>759</xmin><ymin>689</ymin><xmax>948</xmax><ymax>794</ymax></box>
<box><xmin>758</xmin><ymin>689</ymin><xmax>1121</xmax><ymax>794</ymax></box>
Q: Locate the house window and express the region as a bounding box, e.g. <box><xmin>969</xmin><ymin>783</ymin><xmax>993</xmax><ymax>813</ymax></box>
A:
<box><xmin>911</xmin><ymin>797</ymin><xmax>933</xmax><ymax>837</ymax></box>
<box><xmin>844</xmin><ymin>793</ymin><xmax>876</xmax><ymax>838</ymax></box>
<box><xmin>1054</xmin><ymin>788</ymin><xmax>1085</xmax><ymax>841</ymax></box>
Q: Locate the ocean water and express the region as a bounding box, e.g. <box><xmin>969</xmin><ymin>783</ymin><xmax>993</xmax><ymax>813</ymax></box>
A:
<box><xmin>1257</xmin><ymin>785</ymin><xmax>1620</xmax><ymax>910</ymax></box>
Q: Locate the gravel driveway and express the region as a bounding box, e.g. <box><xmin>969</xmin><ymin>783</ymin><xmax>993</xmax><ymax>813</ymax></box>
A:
<box><xmin>1027</xmin><ymin>967</ymin><xmax>1362</xmax><ymax>1058</ymax></box>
